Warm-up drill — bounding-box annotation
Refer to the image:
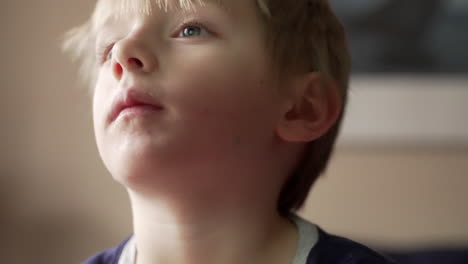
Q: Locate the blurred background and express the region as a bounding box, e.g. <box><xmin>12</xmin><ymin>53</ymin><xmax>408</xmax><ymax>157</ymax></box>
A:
<box><xmin>1</xmin><ymin>0</ymin><xmax>467</xmax><ymax>263</ymax></box>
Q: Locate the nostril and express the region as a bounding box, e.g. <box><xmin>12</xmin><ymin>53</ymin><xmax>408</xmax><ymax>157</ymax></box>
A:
<box><xmin>128</xmin><ymin>58</ymin><xmax>144</xmax><ymax>68</ymax></box>
<box><xmin>114</xmin><ymin>63</ymin><xmax>123</xmax><ymax>78</ymax></box>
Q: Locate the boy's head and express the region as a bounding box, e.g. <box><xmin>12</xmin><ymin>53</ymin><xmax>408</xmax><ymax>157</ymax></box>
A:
<box><xmin>64</xmin><ymin>0</ymin><xmax>350</xmax><ymax>215</ymax></box>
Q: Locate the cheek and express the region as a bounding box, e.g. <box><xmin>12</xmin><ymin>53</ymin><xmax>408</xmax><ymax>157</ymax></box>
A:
<box><xmin>165</xmin><ymin>48</ymin><xmax>280</xmax><ymax>147</ymax></box>
<box><xmin>91</xmin><ymin>85</ymin><xmax>106</xmax><ymax>160</ymax></box>
<box><xmin>92</xmin><ymin>79</ymin><xmax>107</xmax><ymax>129</ymax></box>
<box><xmin>168</xmin><ymin>46</ymin><xmax>276</xmax><ymax>113</ymax></box>
<box><xmin>92</xmin><ymin>71</ymin><xmax>115</xmax><ymax>151</ymax></box>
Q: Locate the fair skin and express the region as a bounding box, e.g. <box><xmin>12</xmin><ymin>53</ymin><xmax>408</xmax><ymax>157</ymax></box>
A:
<box><xmin>92</xmin><ymin>0</ymin><xmax>341</xmax><ymax>263</ymax></box>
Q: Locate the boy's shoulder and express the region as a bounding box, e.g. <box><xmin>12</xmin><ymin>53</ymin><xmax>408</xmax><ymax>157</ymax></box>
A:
<box><xmin>81</xmin><ymin>236</ymin><xmax>131</xmax><ymax>264</ymax></box>
<box><xmin>307</xmin><ymin>227</ymin><xmax>397</xmax><ymax>264</ymax></box>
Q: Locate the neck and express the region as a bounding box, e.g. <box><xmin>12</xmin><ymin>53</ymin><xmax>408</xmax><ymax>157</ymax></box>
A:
<box><xmin>128</xmin><ymin>190</ymin><xmax>297</xmax><ymax>264</ymax></box>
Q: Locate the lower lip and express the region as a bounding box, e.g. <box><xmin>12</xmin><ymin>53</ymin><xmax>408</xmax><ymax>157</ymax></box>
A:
<box><xmin>117</xmin><ymin>105</ymin><xmax>163</xmax><ymax>119</ymax></box>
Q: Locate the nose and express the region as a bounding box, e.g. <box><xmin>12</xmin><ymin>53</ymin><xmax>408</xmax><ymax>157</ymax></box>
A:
<box><xmin>111</xmin><ymin>36</ymin><xmax>158</xmax><ymax>80</ymax></box>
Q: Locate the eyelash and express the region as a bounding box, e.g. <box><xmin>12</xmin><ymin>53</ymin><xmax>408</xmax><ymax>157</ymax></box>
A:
<box><xmin>97</xmin><ymin>20</ymin><xmax>212</xmax><ymax>64</ymax></box>
<box><xmin>97</xmin><ymin>43</ymin><xmax>115</xmax><ymax>65</ymax></box>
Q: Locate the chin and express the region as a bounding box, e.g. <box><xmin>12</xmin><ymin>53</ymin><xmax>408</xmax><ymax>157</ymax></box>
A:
<box><xmin>108</xmin><ymin>156</ymin><xmax>158</xmax><ymax>190</ymax></box>
<box><xmin>101</xmin><ymin>138</ymin><xmax>162</xmax><ymax>182</ymax></box>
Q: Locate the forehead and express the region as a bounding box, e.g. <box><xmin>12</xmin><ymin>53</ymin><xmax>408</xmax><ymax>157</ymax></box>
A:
<box><xmin>92</xmin><ymin>0</ymin><xmax>223</xmax><ymax>28</ymax></box>
<box><xmin>91</xmin><ymin>0</ymin><xmax>267</xmax><ymax>30</ymax></box>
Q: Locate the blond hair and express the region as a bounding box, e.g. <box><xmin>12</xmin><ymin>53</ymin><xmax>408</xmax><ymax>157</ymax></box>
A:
<box><xmin>63</xmin><ymin>0</ymin><xmax>351</xmax><ymax>215</ymax></box>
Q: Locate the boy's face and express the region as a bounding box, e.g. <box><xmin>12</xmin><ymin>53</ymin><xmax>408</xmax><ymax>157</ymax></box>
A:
<box><xmin>92</xmin><ymin>0</ymin><xmax>288</xmax><ymax>191</ymax></box>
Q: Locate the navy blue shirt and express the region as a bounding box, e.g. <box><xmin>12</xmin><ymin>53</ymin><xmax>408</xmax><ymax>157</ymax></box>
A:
<box><xmin>83</xmin><ymin>227</ymin><xmax>396</xmax><ymax>264</ymax></box>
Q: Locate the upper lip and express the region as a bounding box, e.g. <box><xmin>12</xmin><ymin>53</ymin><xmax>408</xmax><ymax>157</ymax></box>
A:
<box><xmin>109</xmin><ymin>88</ymin><xmax>163</xmax><ymax>122</ymax></box>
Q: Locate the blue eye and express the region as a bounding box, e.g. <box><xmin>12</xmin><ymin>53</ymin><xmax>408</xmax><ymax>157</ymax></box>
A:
<box><xmin>177</xmin><ymin>23</ymin><xmax>210</xmax><ymax>38</ymax></box>
<box><xmin>99</xmin><ymin>44</ymin><xmax>114</xmax><ymax>64</ymax></box>
<box><xmin>106</xmin><ymin>48</ymin><xmax>113</xmax><ymax>61</ymax></box>
<box><xmin>183</xmin><ymin>26</ymin><xmax>201</xmax><ymax>37</ymax></box>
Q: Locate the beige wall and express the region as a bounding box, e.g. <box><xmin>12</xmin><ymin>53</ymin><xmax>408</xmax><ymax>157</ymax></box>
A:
<box><xmin>2</xmin><ymin>1</ymin><xmax>467</xmax><ymax>263</ymax></box>
<box><xmin>302</xmin><ymin>148</ymin><xmax>468</xmax><ymax>248</ymax></box>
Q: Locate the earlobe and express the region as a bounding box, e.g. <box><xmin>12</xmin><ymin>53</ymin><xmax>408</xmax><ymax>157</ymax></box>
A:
<box><xmin>276</xmin><ymin>73</ymin><xmax>342</xmax><ymax>143</ymax></box>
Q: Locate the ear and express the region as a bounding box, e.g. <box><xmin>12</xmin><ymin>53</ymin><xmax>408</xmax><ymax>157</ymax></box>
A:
<box><xmin>276</xmin><ymin>73</ymin><xmax>342</xmax><ymax>143</ymax></box>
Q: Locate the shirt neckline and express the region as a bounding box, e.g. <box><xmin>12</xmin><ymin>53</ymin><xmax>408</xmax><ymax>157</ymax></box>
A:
<box><xmin>118</xmin><ymin>214</ymin><xmax>318</xmax><ymax>264</ymax></box>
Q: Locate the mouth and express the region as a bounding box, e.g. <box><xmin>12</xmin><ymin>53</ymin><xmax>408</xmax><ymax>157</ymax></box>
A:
<box><xmin>109</xmin><ymin>89</ymin><xmax>164</xmax><ymax>123</ymax></box>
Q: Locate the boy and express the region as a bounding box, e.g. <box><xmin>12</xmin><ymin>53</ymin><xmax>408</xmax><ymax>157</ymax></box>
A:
<box><xmin>64</xmin><ymin>0</ymin><xmax>396</xmax><ymax>263</ymax></box>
